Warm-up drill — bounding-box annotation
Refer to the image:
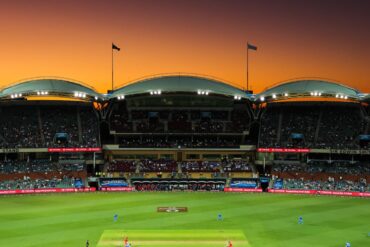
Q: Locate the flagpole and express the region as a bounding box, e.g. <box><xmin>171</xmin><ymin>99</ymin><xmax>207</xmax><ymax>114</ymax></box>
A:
<box><xmin>247</xmin><ymin>43</ymin><xmax>249</xmax><ymax>91</ymax></box>
<box><xmin>112</xmin><ymin>46</ymin><xmax>114</xmax><ymax>91</ymax></box>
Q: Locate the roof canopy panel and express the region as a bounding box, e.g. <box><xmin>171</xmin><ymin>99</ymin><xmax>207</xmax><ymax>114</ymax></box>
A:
<box><xmin>110</xmin><ymin>75</ymin><xmax>250</xmax><ymax>99</ymax></box>
<box><xmin>1</xmin><ymin>78</ymin><xmax>101</xmax><ymax>100</ymax></box>
<box><xmin>360</xmin><ymin>94</ymin><xmax>370</xmax><ymax>101</ymax></box>
<box><xmin>257</xmin><ymin>79</ymin><xmax>361</xmax><ymax>102</ymax></box>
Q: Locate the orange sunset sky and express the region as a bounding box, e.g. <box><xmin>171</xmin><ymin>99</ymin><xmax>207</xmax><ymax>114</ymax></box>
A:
<box><xmin>0</xmin><ymin>0</ymin><xmax>369</xmax><ymax>94</ymax></box>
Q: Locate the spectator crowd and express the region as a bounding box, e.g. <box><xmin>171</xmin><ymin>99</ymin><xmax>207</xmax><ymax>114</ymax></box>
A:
<box><xmin>272</xmin><ymin>162</ymin><xmax>369</xmax><ymax>192</ymax></box>
<box><xmin>259</xmin><ymin>103</ymin><xmax>368</xmax><ymax>149</ymax></box>
<box><xmin>106</xmin><ymin>159</ymin><xmax>252</xmax><ymax>177</ymax></box>
<box><xmin>0</xmin><ymin>105</ymin><xmax>99</xmax><ymax>148</ymax></box>
<box><xmin>109</xmin><ymin>106</ymin><xmax>252</xmax><ymax>147</ymax></box>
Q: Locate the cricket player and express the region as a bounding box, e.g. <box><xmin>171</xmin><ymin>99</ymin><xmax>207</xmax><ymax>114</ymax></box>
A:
<box><xmin>298</xmin><ymin>216</ymin><xmax>303</xmax><ymax>224</ymax></box>
<box><xmin>218</xmin><ymin>213</ymin><xmax>223</xmax><ymax>221</ymax></box>
<box><xmin>114</xmin><ymin>213</ymin><xmax>118</xmax><ymax>222</ymax></box>
<box><xmin>226</xmin><ymin>240</ymin><xmax>232</xmax><ymax>247</ymax></box>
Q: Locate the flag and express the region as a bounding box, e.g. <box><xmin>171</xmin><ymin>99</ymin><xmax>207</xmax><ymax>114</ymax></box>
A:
<box><xmin>112</xmin><ymin>43</ymin><xmax>120</xmax><ymax>51</ymax></box>
<box><xmin>247</xmin><ymin>43</ymin><xmax>257</xmax><ymax>51</ymax></box>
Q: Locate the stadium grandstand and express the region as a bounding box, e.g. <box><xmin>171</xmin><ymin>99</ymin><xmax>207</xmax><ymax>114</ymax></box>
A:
<box><xmin>0</xmin><ymin>75</ymin><xmax>369</xmax><ymax>194</ymax></box>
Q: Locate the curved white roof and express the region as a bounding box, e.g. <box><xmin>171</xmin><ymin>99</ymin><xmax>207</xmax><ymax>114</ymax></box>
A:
<box><xmin>0</xmin><ymin>78</ymin><xmax>101</xmax><ymax>101</ymax></box>
<box><xmin>110</xmin><ymin>75</ymin><xmax>251</xmax><ymax>99</ymax></box>
<box><xmin>256</xmin><ymin>79</ymin><xmax>361</xmax><ymax>102</ymax></box>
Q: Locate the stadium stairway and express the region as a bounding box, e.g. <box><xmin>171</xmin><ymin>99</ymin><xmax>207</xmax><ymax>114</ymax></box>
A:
<box><xmin>314</xmin><ymin>108</ymin><xmax>323</xmax><ymax>144</ymax></box>
<box><xmin>276</xmin><ymin>110</ymin><xmax>283</xmax><ymax>144</ymax></box>
<box><xmin>177</xmin><ymin>162</ymin><xmax>183</xmax><ymax>176</ymax></box>
<box><xmin>77</xmin><ymin>108</ymin><xmax>82</xmax><ymax>143</ymax></box>
<box><xmin>126</xmin><ymin>177</ymin><xmax>132</xmax><ymax>187</ymax></box>
<box><xmin>225</xmin><ymin>177</ymin><xmax>231</xmax><ymax>187</ymax></box>
<box><xmin>37</xmin><ymin>107</ymin><xmax>45</xmax><ymax>144</ymax></box>
<box><xmin>250</xmin><ymin>164</ymin><xmax>257</xmax><ymax>175</ymax></box>
<box><xmin>135</xmin><ymin>161</ymin><xmax>140</xmax><ymax>174</ymax></box>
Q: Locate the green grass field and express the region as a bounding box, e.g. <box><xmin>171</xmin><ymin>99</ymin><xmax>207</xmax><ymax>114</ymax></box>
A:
<box><xmin>0</xmin><ymin>192</ymin><xmax>369</xmax><ymax>247</ymax></box>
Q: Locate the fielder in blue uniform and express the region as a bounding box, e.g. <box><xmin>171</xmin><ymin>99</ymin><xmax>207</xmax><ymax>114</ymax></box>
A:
<box><xmin>217</xmin><ymin>213</ymin><xmax>223</xmax><ymax>221</ymax></box>
<box><xmin>298</xmin><ymin>216</ymin><xmax>303</xmax><ymax>224</ymax></box>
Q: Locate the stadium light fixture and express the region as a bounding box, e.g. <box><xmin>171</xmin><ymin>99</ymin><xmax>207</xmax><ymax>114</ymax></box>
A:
<box><xmin>284</xmin><ymin>93</ymin><xmax>289</xmax><ymax>97</ymax></box>
<box><xmin>197</xmin><ymin>90</ymin><xmax>209</xmax><ymax>95</ymax></box>
<box><xmin>344</xmin><ymin>96</ymin><xmax>348</xmax><ymax>100</ymax></box>
<box><xmin>73</xmin><ymin>91</ymin><xmax>88</xmax><ymax>99</ymax></box>
<box><xmin>150</xmin><ymin>90</ymin><xmax>161</xmax><ymax>95</ymax></box>
<box><xmin>260</xmin><ymin>96</ymin><xmax>265</xmax><ymax>102</ymax></box>
<box><xmin>272</xmin><ymin>94</ymin><xmax>276</xmax><ymax>99</ymax></box>
<box><xmin>10</xmin><ymin>93</ymin><xmax>23</xmax><ymax>99</ymax></box>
